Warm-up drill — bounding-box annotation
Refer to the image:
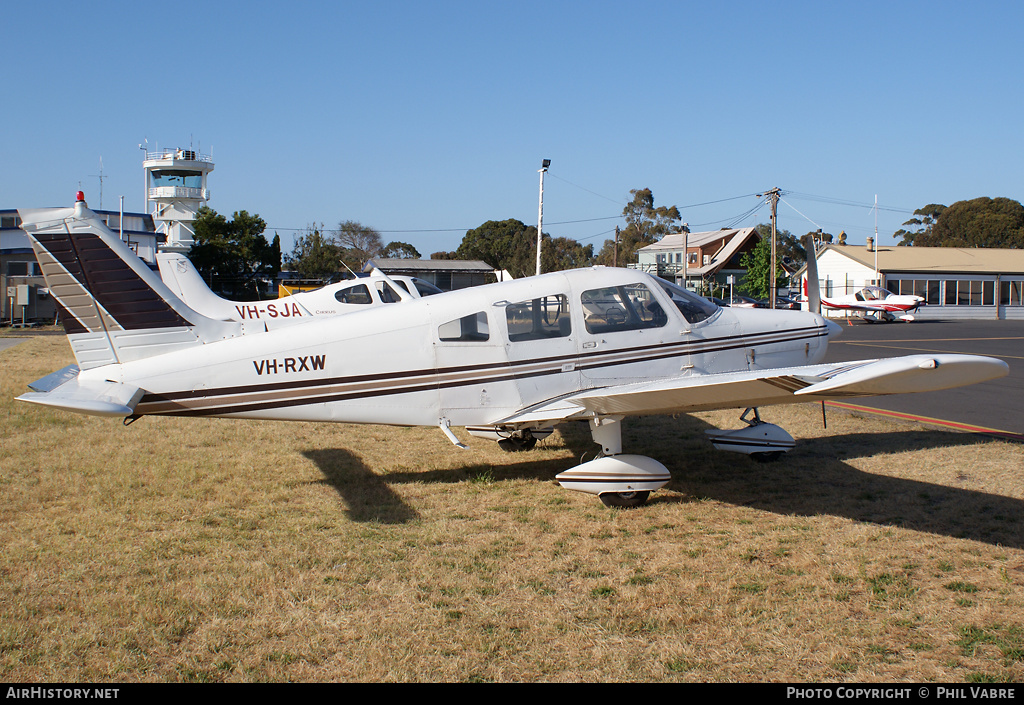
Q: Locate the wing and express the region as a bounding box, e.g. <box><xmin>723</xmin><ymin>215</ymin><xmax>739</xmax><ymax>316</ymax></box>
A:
<box><xmin>822</xmin><ymin>299</ymin><xmax>879</xmax><ymax>313</ymax></box>
<box><xmin>492</xmin><ymin>354</ymin><xmax>1008</xmax><ymax>426</ymax></box>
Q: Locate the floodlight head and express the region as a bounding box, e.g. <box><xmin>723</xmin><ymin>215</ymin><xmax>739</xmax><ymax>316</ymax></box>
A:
<box><xmin>542</xmin><ymin>159</ymin><xmax>551</xmax><ymax>168</ymax></box>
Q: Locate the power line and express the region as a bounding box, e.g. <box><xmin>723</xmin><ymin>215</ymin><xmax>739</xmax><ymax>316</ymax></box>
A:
<box><xmin>785</xmin><ymin>191</ymin><xmax>914</xmax><ymax>215</ymax></box>
<box><xmin>267</xmin><ymin>189</ymin><xmax>896</xmax><ymax>239</ymax></box>
<box><xmin>546</xmin><ymin>173</ymin><xmax>623</xmax><ymax>206</ymax></box>
<box><xmin>779</xmin><ymin>196</ymin><xmax>822</xmax><ymax>231</ymax></box>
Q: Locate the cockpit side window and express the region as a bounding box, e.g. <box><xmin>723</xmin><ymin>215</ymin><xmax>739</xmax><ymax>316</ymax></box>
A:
<box><xmin>506</xmin><ymin>295</ymin><xmax>571</xmax><ymax>342</ymax></box>
<box><xmin>413</xmin><ymin>279</ymin><xmax>444</xmax><ymax>296</ymax></box>
<box><xmin>581</xmin><ymin>284</ymin><xmax>668</xmax><ymax>334</ymax></box>
<box><xmin>335</xmin><ymin>283</ymin><xmax>372</xmax><ymax>304</ymax></box>
<box><xmin>655</xmin><ymin>277</ymin><xmax>718</xmax><ymax>324</ymax></box>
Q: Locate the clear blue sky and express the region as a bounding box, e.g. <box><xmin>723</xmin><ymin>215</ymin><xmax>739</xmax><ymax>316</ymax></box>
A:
<box><xmin>4</xmin><ymin>1</ymin><xmax>1022</xmax><ymax>257</ymax></box>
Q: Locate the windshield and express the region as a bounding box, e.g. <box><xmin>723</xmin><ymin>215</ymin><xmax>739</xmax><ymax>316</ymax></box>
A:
<box><xmin>654</xmin><ymin>277</ymin><xmax>718</xmax><ymax>324</ymax></box>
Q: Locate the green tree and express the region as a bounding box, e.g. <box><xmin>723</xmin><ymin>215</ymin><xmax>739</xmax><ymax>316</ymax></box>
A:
<box><xmin>456</xmin><ymin>218</ymin><xmax>537</xmax><ymax>277</ymax></box>
<box><xmin>755</xmin><ymin>223</ymin><xmax>806</xmax><ymax>268</ymax></box>
<box><xmin>894</xmin><ymin>204</ymin><xmax>946</xmax><ymax>246</ymax></box>
<box><xmin>595</xmin><ymin>188</ymin><xmax>683</xmax><ymax>266</ymax></box>
<box><xmin>453</xmin><ymin>219</ymin><xmax>593</xmax><ymax>277</ymax></box>
<box><xmin>285</xmin><ymin>223</ymin><xmax>342</xmax><ymax>279</ymax></box>
<box><xmin>190</xmin><ymin>206</ymin><xmax>279</xmax><ymax>298</ymax></box>
<box><xmin>380</xmin><ymin>241</ymin><xmax>421</xmax><ymax>259</ymax></box>
<box><xmin>928</xmin><ymin>198</ymin><xmax>1024</xmax><ymax>248</ymax></box>
<box><xmin>739</xmin><ymin>237</ymin><xmax>789</xmax><ymax>300</ymax></box>
<box><xmin>544</xmin><ymin>236</ymin><xmax>593</xmax><ymax>272</ymax></box>
<box><xmin>335</xmin><ymin>220</ymin><xmax>383</xmax><ymax>270</ymax></box>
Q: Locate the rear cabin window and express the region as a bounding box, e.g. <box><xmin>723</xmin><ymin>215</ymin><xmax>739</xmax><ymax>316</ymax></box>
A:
<box><xmin>581</xmin><ymin>283</ymin><xmax>668</xmax><ymax>334</ymax></box>
<box><xmin>335</xmin><ymin>284</ymin><xmax>372</xmax><ymax>304</ymax></box>
<box><xmin>438</xmin><ymin>312</ymin><xmax>489</xmax><ymax>342</ymax></box>
<box><xmin>505</xmin><ymin>295</ymin><xmax>571</xmax><ymax>342</ymax></box>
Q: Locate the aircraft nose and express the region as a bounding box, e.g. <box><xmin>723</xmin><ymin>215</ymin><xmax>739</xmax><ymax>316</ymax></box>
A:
<box><xmin>823</xmin><ymin>316</ymin><xmax>842</xmax><ymax>339</ymax></box>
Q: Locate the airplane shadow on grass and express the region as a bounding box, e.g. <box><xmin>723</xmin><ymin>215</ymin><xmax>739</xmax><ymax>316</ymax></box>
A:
<box><xmin>305</xmin><ymin>415</ymin><xmax>1024</xmax><ymax>549</ymax></box>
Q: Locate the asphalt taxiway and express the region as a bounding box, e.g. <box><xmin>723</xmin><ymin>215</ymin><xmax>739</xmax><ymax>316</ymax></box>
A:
<box><xmin>821</xmin><ymin>318</ymin><xmax>1024</xmax><ymax>438</ymax></box>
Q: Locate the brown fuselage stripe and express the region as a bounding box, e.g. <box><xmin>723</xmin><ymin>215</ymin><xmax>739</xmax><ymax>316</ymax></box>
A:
<box><xmin>135</xmin><ymin>325</ymin><xmax>832</xmax><ymax>417</ymax></box>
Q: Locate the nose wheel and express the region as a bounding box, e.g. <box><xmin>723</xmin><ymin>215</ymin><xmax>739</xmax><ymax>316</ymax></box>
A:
<box><xmin>555</xmin><ymin>417</ymin><xmax>670</xmax><ymax>507</ymax></box>
<box><xmin>599</xmin><ymin>490</ymin><xmax>650</xmax><ymax>508</ymax></box>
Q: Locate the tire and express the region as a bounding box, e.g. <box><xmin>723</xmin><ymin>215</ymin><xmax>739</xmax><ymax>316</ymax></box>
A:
<box><xmin>497</xmin><ymin>433</ymin><xmax>538</xmax><ymax>452</ymax></box>
<box><xmin>599</xmin><ymin>490</ymin><xmax>650</xmax><ymax>508</ymax></box>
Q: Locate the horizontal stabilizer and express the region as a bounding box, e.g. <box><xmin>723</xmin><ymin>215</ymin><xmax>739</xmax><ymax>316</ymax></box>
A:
<box><xmin>18</xmin><ymin>373</ymin><xmax>144</xmax><ymax>417</ymax></box>
<box><xmin>27</xmin><ymin>364</ymin><xmax>80</xmax><ymax>392</ymax></box>
<box><xmin>794</xmin><ymin>354</ymin><xmax>1008</xmax><ymax>397</ymax></box>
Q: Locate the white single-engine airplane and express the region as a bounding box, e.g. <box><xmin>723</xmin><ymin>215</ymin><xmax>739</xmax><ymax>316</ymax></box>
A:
<box><xmin>818</xmin><ymin>284</ymin><xmax>925</xmax><ymax>323</ymax></box>
<box><xmin>16</xmin><ymin>195</ymin><xmax>1009</xmax><ymax>507</ymax></box>
<box><xmin>157</xmin><ymin>251</ymin><xmax>443</xmax><ymax>327</ymax></box>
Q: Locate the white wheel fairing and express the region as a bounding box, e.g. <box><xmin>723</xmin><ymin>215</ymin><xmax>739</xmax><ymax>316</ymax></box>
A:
<box><xmin>555</xmin><ymin>454</ymin><xmax>670</xmax><ymax>496</ymax></box>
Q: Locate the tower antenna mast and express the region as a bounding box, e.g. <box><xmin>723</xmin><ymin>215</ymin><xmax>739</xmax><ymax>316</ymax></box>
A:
<box><xmin>91</xmin><ymin>157</ymin><xmax>106</xmax><ymax>209</ymax></box>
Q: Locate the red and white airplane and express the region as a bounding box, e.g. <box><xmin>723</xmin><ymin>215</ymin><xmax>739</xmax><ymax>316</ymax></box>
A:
<box><xmin>803</xmin><ymin>279</ymin><xmax>924</xmax><ymax>323</ymax></box>
<box><xmin>15</xmin><ymin>194</ymin><xmax>1008</xmax><ymax>507</ymax></box>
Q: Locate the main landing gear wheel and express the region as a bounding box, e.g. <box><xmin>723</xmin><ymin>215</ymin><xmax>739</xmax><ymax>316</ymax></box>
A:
<box><xmin>497</xmin><ymin>430</ymin><xmax>538</xmax><ymax>452</ymax></box>
<box><xmin>599</xmin><ymin>490</ymin><xmax>651</xmax><ymax>508</ymax></box>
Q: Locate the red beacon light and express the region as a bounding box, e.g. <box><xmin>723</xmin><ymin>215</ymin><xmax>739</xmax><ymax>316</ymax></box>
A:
<box><xmin>76</xmin><ymin>191</ymin><xmax>85</xmax><ymax>202</ymax></box>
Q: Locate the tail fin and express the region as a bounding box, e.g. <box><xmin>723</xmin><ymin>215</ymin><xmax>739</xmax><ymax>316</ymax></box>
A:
<box><xmin>18</xmin><ymin>195</ymin><xmax>241</xmax><ymax>370</ymax></box>
<box><xmin>156</xmin><ymin>251</ymin><xmax>239</xmax><ymax>321</ymax></box>
<box><xmin>802</xmin><ymin>233</ymin><xmax>821</xmax><ymax>315</ymax></box>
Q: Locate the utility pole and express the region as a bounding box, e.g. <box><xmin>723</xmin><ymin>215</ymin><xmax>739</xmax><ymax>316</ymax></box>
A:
<box><xmin>536</xmin><ymin>159</ymin><xmax>550</xmax><ymax>276</ymax></box>
<box><xmin>758</xmin><ymin>187</ymin><xmax>781</xmax><ymax>309</ymax></box>
<box><xmin>613</xmin><ymin>226</ymin><xmax>619</xmax><ymax>268</ymax></box>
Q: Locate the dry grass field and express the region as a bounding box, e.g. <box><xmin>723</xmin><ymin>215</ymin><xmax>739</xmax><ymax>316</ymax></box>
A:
<box><xmin>2</xmin><ymin>335</ymin><xmax>1023</xmax><ymax>682</ymax></box>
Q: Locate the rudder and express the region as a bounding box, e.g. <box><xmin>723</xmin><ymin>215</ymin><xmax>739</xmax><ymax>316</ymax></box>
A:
<box><xmin>18</xmin><ymin>194</ymin><xmax>241</xmax><ymax>369</ymax></box>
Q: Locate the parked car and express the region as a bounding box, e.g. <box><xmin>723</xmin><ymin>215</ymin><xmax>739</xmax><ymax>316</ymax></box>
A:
<box><xmin>772</xmin><ymin>296</ymin><xmax>801</xmax><ymax>310</ymax></box>
<box><xmin>725</xmin><ymin>294</ymin><xmax>764</xmax><ymax>308</ymax></box>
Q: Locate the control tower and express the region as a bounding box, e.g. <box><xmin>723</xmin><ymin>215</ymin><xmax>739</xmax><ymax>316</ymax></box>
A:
<box><xmin>142</xmin><ymin>147</ymin><xmax>214</xmax><ymax>253</ymax></box>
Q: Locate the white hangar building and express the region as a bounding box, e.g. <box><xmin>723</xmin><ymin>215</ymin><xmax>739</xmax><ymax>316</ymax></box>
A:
<box><xmin>796</xmin><ymin>241</ymin><xmax>1024</xmax><ymax>320</ymax></box>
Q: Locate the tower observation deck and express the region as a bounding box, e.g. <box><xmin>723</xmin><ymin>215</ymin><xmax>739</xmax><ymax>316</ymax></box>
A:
<box><xmin>143</xmin><ymin>147</ymin><xmax>214</xmax><ymax>253</ymax></box>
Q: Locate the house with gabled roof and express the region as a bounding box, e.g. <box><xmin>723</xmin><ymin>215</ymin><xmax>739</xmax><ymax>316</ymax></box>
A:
<box><xmin>633</xmin><ymin>227</ymin><xmax>762</xmax><ymax>293</ymax></box>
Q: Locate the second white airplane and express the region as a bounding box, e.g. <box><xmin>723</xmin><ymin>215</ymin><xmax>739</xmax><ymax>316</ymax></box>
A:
<box><xmin>157</xmin><ymin>251</ymin><xmax>444</xmax><ymax>327</ymax></box>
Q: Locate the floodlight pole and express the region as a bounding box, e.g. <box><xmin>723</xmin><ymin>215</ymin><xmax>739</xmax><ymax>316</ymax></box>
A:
<box><xmin>536</xmin><ymin>159</ymin><xmax>550</xmax><ymax>276</ymax></box>
<box><xmin>874</xmin><ymin>194</ymin><xmax>879</xmax><ymax>285</ymax></box>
